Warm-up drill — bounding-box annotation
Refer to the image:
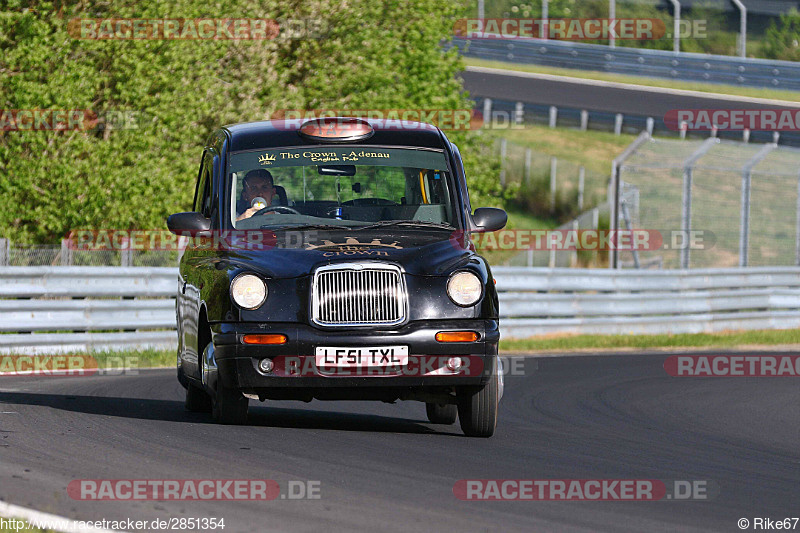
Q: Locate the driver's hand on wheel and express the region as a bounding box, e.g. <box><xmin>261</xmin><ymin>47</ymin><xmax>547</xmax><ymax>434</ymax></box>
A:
<box><xmin>236</xmin><ymin>206</ymin><xmax>260</xmax><ymax>221</ymax></box>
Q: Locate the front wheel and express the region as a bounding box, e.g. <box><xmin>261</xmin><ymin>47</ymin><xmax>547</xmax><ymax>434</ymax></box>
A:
<box><xmin>212</xmin><ymin>382</ymin><xmax>249</xmax><ymax>425</ymax></box>
<box><xmin>457</xmin><ymin>359</ymin><xmax>498</xmax><ymax>438</ymax></box>
<box><xmin>426</xmin><ymin>403</ymin><xmax>457</xmax><ymax>425</ymax></box>
<box><xmin>185</xmin><ymin>382</ymin><xmax>212</xmax><ymax>412</ymax></box>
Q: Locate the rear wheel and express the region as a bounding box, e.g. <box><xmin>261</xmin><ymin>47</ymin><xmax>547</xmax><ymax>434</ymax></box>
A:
<box><xmin>185</xmin><ymin>382</ymin><xmax>212</xmax><ymax>412</ymax></box>
<box><xmin>212</xmin><ymin>382</ymin><xmax>249</xmax><ymax>425</ymax></box>
<box><xmin>426</xmin><ymin>403</ymin><xmax>457</xmax><ymax>425</ymax></box>
<box><xmin>457</xmin><ymin>359</ymin><xmax>498</xmax><ymax>438</ymax></box>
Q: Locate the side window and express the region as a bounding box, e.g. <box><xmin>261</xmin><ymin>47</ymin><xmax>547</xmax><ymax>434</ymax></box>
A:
<box><xmin>193</xmin><ymin>152</ymin><xmax>213</xmax><ymax>217</ymax></box>
<box><xmin>192</xmin><ymin>153</ymin><xmax>207</xmax><ymax>213</ymax></box>
<box><xmin>450</xmin><ymin>143</ymin><xmax>472</xmax><ymax>218</ymax></box>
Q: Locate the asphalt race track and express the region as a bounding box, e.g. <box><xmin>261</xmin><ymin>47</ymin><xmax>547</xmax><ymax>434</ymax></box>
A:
<box><xmin>0</xmin><ymin>353</ymin><xmax>797</xmax><ymax>532</ymax></box>
<box><xmin>461</xmin><ymin>66</ymin><xmax>800</xmax><ymax>116</ymax></box>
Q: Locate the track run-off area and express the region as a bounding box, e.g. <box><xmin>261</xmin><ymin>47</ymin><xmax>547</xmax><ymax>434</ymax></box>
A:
<box><xmin>0</xmin><ymin>351</ymin><xmax>797</xmax><ymax>532</ymax></box>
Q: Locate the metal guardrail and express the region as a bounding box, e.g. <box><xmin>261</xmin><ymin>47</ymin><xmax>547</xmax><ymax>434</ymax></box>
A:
<box><xmin>0</xmin><ymin>267</ymin><xmax>177</xmax><ymax>354</ymax></box>
<box><xmin>494</xmin><ymin>266</ymin><xmax>800</xmax><ymax>338</ymax></box>
<box><xmin>0</xmin><ymin>267</ymin><xmax>175</xmax><ymax>297</ymax></box>
<box><xmin>0</xmin><ymin>266</ymin><xmax>798</xmax><ymax>352</ymax></box>
<box><xmin>476</xmin><ymin>97</ymin><xmax>800</xmax><ymax>148</ymax></box>
<box><xmin>0</xmin><ymin>331</ymin><xmax>176</xmax><ymax>355</ymax></box>
<box><xmin>453</xmin><ymin>38</ymin><xmax>800</xmax><ymax>91</ymax></box>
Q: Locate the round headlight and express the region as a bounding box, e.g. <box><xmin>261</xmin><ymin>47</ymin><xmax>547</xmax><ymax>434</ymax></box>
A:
<box><xmin>230</xmin><ymin>273</ymin><xmax>267</xmax><ymax>310</ymax></box>
<box><xmin>447</xmin><ymin>271</ymin><xmax>482</xmax><ymax>307</ymax></box>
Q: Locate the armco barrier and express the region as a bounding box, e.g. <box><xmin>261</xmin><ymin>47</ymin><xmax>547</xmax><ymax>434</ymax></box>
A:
<box><xmin>452</xmin><ymin>38</ymin><xmax>800</xmax><ymax>91</ymax></box>
<box><xmin>474</xmin><ymin>97</ymin><xmax>800</xmax><ymax>148</ymax></box>
<box><xmin>0</xmin><ymin>267</ymin><xmax>176</xmax><ymax>354</ymax></box>
<box><xmin>495</xmin><ymin>266</ymin><xmax>800</xmax><ymax>338</ymax></box>
<box><xmin>0</xmin><ymin>266</ymin><xmax>798</xmax><ymax>353</ymax></box>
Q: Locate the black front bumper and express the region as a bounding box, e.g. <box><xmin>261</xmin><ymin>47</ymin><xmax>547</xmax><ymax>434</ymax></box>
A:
<box><xmin>212</xmin><ymin>319</ymin><xmax>499</xmax><ymax>396</ymax></box>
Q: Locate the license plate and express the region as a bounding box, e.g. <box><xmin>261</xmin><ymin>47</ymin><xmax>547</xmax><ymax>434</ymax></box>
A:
<box><xmin>315</xmin><ymin>346</ymin><xmax>409</xmax><ymax>368</ymax></box>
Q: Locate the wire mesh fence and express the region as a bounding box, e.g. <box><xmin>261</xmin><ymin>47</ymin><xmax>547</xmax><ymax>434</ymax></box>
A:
<box><xmin>499</xmin><ymin>134</ymin><xmax>800</xmax><ymax>269</ymax></box>
<box><xmin>503</xmin><ymin>205</ymin><xmax>609</xmax><ymax>268</ymax></box>
<box><xmin>0</xmin><ymin>241</ymin><xmax>180</xmax><ymax>267</ymax></box>
<box><xmin>494</xmin><ymin>138</ymin><xmax>608</xmax><ymax>213</ymax></box>
<box><xmin>616</xmin><ymin>137</ymin><xmax>800</xmax><ymax>269</ymax></box>
<box><xmin>492</xmin><ymin>138</ymin><xmax>616</xmax><ymax>267</ymax></box>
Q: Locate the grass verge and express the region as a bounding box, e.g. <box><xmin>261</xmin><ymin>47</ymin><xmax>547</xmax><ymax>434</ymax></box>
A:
<box><xmin>480</xmin><ymin>206</ymin><xmax>556</xmax><ymax>265</ymax></box>
<box><xmin>0</xmin><ymin>349</ymin><xmax>175</xmax><ymax>373</ymax></box>
<box><xmin>89</xmin><ymin>348</ymin><xmax>174</xmax><ymax>369</ymax></box>
<box><xmin>501</xmin><ymin>329</ymin><xmax>800</xmax><ymax>353</ymax></box>
<box><xmin>5</xmin><ymin>330</ymin><xmax>798</xmax><ymax>368</ymax></box>
<box><xmin>488</xmin><ymin>124</ymin><xmax>634</xmax><ymax>176</ymax></box>
<box><xmin>464</xmin><ymin>57</ymin><xmax>800</xmax><ymax>103</ymax></box>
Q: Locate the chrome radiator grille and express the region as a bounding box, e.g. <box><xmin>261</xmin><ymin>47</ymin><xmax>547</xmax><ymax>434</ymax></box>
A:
<box><xmin>311</xmin><ymin>263</ymin><xmax>407</xmax><ymax>327</ymax></box>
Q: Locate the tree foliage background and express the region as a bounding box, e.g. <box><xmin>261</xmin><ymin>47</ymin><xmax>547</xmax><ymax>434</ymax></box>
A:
<box><xmin>0</xmin><ymin>0</ymin><xmax>501</xmax><ymax>243</ymax></box>
<box><xmin>764</xmin><ymin>9</ymin><xmax>800</xmax><ymax>61</ymax></box>
<box><xmin>471</xmin><ymin>0</ymin><xmax>761</xmax><ymax>57</ymax></box>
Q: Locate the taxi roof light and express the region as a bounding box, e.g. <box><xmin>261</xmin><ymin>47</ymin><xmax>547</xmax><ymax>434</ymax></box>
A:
<box><xmin>298</xmin><ymin>117</ymin><xmax>374</xmax><ymax>142</ymax></box>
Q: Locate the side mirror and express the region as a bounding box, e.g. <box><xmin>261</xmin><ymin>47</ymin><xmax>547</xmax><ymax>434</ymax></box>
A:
<box><xmin>471</xmin><ymin>207</ymin><xmax>507</xmax><ymax>233</ymax></box>
<box><xmin>167</xmin><ymin>212</ymin><xmax>211</xmax><ymax>235</ymax></box>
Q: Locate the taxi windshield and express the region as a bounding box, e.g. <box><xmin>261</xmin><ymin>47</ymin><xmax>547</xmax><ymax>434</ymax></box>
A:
<box><xmin>228</xmin><ymin>146</ymin><xmax>458</xmax><ymax>230</ymax></box>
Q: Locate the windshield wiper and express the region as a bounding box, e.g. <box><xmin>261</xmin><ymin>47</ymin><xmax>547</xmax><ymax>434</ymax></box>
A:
<box><xmin>352</xmin><ymin>220</ymin><xmax>455</xmax><ymax>231</ymax></box>
<box><xmin>260</xmin><ymin>224</ymin><xmax>350</xmax><ymax>231</ymax></box>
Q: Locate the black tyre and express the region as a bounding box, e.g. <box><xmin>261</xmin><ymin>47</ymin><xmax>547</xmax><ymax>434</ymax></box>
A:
<box><xmin>457</xmin><ymin>359</ymin><xmax>498</xmax><ymax>438</ymax></box>
<box><xmin>185</xmin><ymin>382</ymin><xmax>212</xmax><ymax>412</ymax></box>
<box><xmin>426</xmin><ymin>403</ymin><xmax>458</xmax><ymax>425</ymax></box>
<box><xmin>212</xmin><ymin>382</ymin><xmax>249</xmax><ymax>425</ymax></box>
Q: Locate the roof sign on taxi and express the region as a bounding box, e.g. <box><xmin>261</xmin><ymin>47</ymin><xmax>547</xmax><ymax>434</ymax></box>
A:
<box><xmin>298</xmin><ymin>117</ymin><xmax>374</xmax><ymax>142</ymax></box>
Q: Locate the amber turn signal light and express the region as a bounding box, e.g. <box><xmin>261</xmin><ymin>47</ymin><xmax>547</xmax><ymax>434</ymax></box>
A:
<box><xmin>242</xmin><ymin>334</ymin><xmax>287</xmax><ymax>345</ymax></box>
<box><xmin>435</xmin><ymin>331</ymin><xmax>478</xmax><ymax>343</ymax></box>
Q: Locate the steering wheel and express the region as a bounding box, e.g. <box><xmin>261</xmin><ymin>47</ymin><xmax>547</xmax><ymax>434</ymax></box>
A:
<box><xmin>255</xmin><ymin>205</ymin><xmax>301</xmax><ymax>216</ymax></box>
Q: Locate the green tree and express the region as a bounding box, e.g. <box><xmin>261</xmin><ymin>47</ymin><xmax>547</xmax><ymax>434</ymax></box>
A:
<box><xmin>466</xmin><ymin>0</ymin><xmax>754</xmax><ymax>56</ymax></box>
<box><xmin>0</xmin><ymin>0</ymin><xmax>500</xmax><ymax>243</ymax></box>
<box><xmin>764</xmin><ymin>9</ymin><xmax>800</xmax><ymax>61</ymax></box>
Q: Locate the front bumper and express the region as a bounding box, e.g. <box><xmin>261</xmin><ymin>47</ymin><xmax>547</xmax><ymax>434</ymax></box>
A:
<box><xmin>211</xmin><ymin>319</ymin><xmax>499</xmax><ymax>396</ymax></box>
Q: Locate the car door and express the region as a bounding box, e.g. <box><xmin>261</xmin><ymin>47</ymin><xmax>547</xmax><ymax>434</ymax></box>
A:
<box><xmin>178</xmin><ymin>151</ymin><xmax>213</xmax><ymax>380</ymax></box>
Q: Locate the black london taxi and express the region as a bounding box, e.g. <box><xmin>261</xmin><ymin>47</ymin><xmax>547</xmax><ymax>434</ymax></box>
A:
<box><xmin>167</xmin><ymin>117</ymin><xmax>507</xmax><ymax>437</ymax></box>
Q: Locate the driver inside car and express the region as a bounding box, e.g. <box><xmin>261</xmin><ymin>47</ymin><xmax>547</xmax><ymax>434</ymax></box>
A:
<box><xmin>236</xmin><ymin>169</ymin><xmax>276</xmax><ymax>221</ymax></box>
